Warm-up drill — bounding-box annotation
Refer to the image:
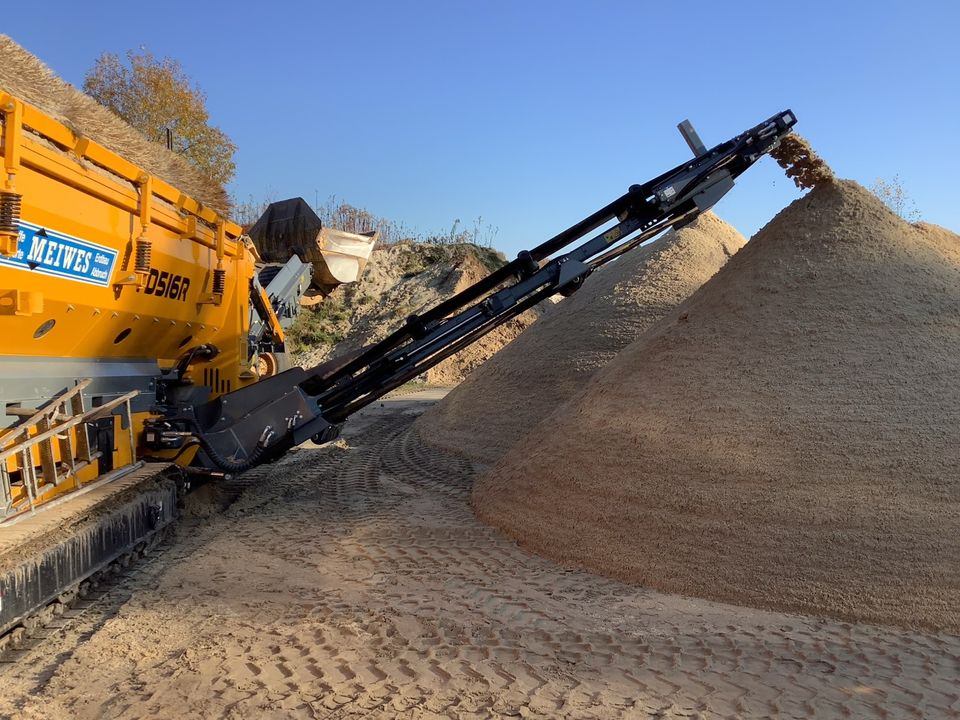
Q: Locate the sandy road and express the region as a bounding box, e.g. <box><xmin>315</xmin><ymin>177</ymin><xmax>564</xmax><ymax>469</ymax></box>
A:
<box><xmin>0</xmin><ymin>389</ymin><xmax>958</xmax><ymax>719</ymax></box>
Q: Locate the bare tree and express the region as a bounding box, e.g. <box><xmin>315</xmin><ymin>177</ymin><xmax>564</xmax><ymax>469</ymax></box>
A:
<box><xmin>232</xmin><ymin>193</ymin><xmax>275</xmax><ymax>227</ymax></box>
<box><xmin>314</xmin><ymin>196</ymin><xmax>415</xmax><ymax>246</ymax></box>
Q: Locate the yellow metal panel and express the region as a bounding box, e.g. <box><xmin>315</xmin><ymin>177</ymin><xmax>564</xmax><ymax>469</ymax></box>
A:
<box><xmin>0</xmin><ymin>91</ymin><xmax>263</xmax><ymax>511</ymax></box>
<box><xmin>255</xmin><ymin>284</ymin><xmax>286</xmax><ymax>344</ymax></box>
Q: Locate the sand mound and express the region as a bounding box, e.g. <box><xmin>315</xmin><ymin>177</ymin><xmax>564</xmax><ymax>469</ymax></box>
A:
<box><xmin>414</xmin><ymin>213</ymin><xmax>746</xmax><ymax>467</ymax></box>
<box><xmin>475</xmin><ymin>180</ymin><xmax>960</xmax><ymax>631</ymax></box>
<box><xmin>0</xmin><ymin>36</ymin><xmax>228</xmax><ymax>213</ymax></box>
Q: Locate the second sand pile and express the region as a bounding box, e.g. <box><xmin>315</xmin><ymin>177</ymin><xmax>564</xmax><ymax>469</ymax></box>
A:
<box><xmin>474</xmin><ymin>180</ymin><xmax>960</xmax><ymax>631</ymax></box>
<box><xmin>414</xmin><ymin>213</ymin><xmax>746</xmax><ymax>467</ymax></box>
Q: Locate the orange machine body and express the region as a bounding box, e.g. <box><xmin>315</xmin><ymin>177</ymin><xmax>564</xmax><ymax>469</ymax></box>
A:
<box><xmin>0</xmin><ymin>93</ymin><xmax>275</xmax><ymax>516</ymax></box>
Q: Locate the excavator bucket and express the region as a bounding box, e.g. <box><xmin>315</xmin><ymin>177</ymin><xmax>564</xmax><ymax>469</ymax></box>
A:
<box><xmin>247</xmin><ymin>198</ymin><xmax>378</xmax><ymax>296</ymax></box>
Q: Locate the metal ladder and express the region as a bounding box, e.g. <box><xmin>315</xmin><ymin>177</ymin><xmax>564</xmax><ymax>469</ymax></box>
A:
<box><xmin>0</xmin><ymin>380</ymin><xmax>138</xmax><ymax>519</ymax></box>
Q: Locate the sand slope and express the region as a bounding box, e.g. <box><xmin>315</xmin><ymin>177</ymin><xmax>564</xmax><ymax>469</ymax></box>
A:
<box><xmin>475</xmin><ymin>180</ymin><xmax>960</xmax><ymax>630</ymax></box>
<box><xmin>414</xmin><ymin>213</ymin><xmax>746</xmax><ymax>467</ymax></box>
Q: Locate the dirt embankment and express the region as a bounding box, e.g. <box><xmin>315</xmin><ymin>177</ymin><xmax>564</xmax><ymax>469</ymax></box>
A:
<box><xmin>413</xmin><ymin>213</ymin><xmax>746</xmax><ymax>468</ymax></box>
<box><xmin>291</xmin><ymin>243</ymin><xmax>542</xmax><ymax>385</ymax></box>
<box><xmin>474</xmin><ymin>179</ymin><xmax>960</xmax><ymax>631</ymax></box>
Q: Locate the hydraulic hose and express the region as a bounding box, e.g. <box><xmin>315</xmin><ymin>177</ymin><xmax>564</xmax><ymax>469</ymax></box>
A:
<box><xmin>194</xmin><ymin>431</ymin><xmax>270</xmax><ymax>474</ymax></box>
<box><xmin>162</xmin><ymin>415</ymin><xmax>276</xmax><ymax>474</ymax></box>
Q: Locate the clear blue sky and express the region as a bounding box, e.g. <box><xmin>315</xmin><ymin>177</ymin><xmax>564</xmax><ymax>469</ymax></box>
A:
<box><xmin>5</xmin><ymin>1</ymin><xmax>959</xmax><ymax>255</ymax></box>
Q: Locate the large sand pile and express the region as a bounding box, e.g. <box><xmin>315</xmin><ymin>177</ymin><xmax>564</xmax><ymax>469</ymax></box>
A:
<box><xmin>0</xmin><ymin>36</ymin><xmax>228</xmax><ymax>213</ymax></box>
<box><xmin>475</xmin><ymin>179</ymin><xmax>960</xmax><ymax>630</ymax></box>
<box><xmin>414</xmin><ymin>213</ymin><xmax>746</xmax><ymax>467</ymax></box>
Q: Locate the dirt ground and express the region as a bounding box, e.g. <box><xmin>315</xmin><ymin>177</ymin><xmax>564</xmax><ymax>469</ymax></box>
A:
<box><xmin>1</xmin><ymin>391</ymin><xmax>958</xmax><ymax>719</ymax></box>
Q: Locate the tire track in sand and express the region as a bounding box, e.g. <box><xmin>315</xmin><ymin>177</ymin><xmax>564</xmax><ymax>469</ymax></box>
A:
<box><xmin>1</xmin><ymin>393</ymin><xmax>958</xmax><ymax>719</ymax></box>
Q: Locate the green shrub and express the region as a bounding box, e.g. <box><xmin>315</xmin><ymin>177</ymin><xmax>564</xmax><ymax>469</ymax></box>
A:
<box><xmin>286</xmin><ymin>301</ymin><xmax>348</xmax><ymax>351</ymax></box>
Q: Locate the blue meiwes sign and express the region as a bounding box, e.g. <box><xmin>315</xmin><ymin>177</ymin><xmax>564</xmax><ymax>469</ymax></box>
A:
<box><xmin>0</xmin><ymin>221</ymin><xmax>118</xmax><ymax>287</ymax></box>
